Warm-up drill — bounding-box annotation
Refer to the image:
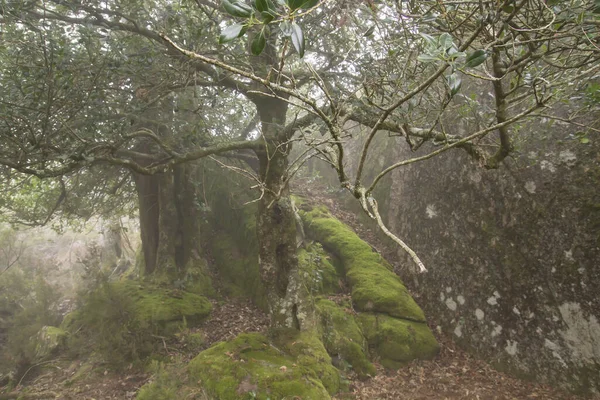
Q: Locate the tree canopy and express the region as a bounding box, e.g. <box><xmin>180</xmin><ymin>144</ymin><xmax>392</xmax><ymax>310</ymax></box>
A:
<box><xmin>0</xmin><ymin>0</ymin><xmax>598</xmax><ymax>269</ymax></box>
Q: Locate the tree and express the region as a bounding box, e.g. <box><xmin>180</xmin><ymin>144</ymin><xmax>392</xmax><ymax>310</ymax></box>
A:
<box><xmin>0</xmin><ymin>0</ymin><xmax>598</xmax><ymax>328</ymax></box>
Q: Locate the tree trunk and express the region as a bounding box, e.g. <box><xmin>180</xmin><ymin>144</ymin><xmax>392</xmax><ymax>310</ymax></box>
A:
<box><xmin>255</xmin><ymin>97</ymin><xmax>316</xmax><ymax>330</ymax></box>
<box><xmin>133</xmin><ymin>164</ymin><xmax>201</xmax><ymax>279</ymax></box>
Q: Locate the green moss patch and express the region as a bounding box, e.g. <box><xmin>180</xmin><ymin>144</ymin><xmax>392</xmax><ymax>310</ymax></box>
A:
<box><xmin>300</xmin><ymin>207</ymin><xmax>425</xmax><ymax>321</ymax></box>
<box><xmin>34</xmin><ymin>326</ymin><xmax>67</xmax><ymax>361</ymax></box>
<box><xmin>298</xmin><ymin>244</ymin><xmax>341</xmax><ymax>296</ymax></box>
<box><xmin>358</xmin><ymin>313</ymin><xmax>439</xmax><ymax>369</ymax></box>
<box><xmin>62</xmin><ymin>281</ymin><xmax>211</xmax><ymax>366</ymax></box>
<box><xmin>316</xmin><ymin>299</ymin><xmax>375</xmax><ymax>378</ymax></box>
<box><xmin>187</xmin><ymin>332</ymin><xmax>338</xmax><ymax>400</ymax></box>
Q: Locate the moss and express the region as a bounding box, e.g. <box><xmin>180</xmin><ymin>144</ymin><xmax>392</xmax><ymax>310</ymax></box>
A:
<box><xmin>109</xmin><ymin>281</ymin><xmax>212</xmax><ymax>331</ymax></box>
<box><xmin>187</xmin><ymin>332</ymin><xmax>336</xmax><ymax>400</ymax></box>
<box><xmin>358</xmin><ymin>313</ymin><xmax>439</xmax><ymax>368</ymax></box>
<box><xmin>298</xmin><ymin>244</ymin><xmax>340</xmax><ymax>295</ymax></box>
<box><xmin>300</xmin><ymin>207</ymin><xmax>425</xmax><ymax>321</ymax></box>
<box><xmin>271</xmin><ymin>328</ymin><xmax>343</xmax><ymax>394</ymax></box>
<box><xmin>34</xmin><ymin>326</ymin><xmax>67</xmax><ymax>361</ymax></box>
<box><xmin>315</xmin><ymin>299</ymin><xmax>376</xmax><ymax>378</ymax></box>
<box><xmin>184</xmin><ymin>257</ymin><xmax>216</xmax><ymax>297</ymax></box>
<box><xmin>63</xmin><ymin>281</ymin><xmax>212</xmax><ymax>366</ymax></box>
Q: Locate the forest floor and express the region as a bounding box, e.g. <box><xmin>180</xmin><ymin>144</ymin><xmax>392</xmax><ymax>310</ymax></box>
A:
<box><xmin>3</xmin><ymin>186</ymin><xmax>599</xmax><ymax>400</ymax></box>
<box><xmin>6</xmin><ymin>295</ymin><xmax>596</xmax><ymax>400</ymax></box>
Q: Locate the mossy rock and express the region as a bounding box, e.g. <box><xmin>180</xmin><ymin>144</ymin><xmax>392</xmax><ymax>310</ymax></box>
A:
<box><xmin>298</xmin><ymin>244</ymin><xmax>341</xmax><ymax>295</ymax></box>
<box><xmin>112</xmin><ymin>281</ymin><xmax>212</xmax><ymax>331</ymax></box>
<box><xmin>315</xmin><ymin>299</ymin><xmax>376</xmax><ymax>378</ymax></box>
<box><xmin>34</xmin><ymin>326</ymin><xmax>67</xmax><ymax>361</ymax></box>
<box><xmin>300</xmin><ymin>207</ymin><xmax>425</xmax><ymax>321</ymax></box>
<box><xmin>62</xmin><ymin>281</ymin><xmax>212</xmax><ymax>365</ymax></box>
<box><xmin>358</xmin><ymin>313</ymin><xmax>439</xmax><ymax>369</ymax></box>
<box><xmin>186</xmin><ymin>332</ymin><xmax>339</xmax><ymax>400</ymax></box>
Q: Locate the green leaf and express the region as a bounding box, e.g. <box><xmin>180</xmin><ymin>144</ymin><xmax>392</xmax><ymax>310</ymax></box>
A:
<box><xmin>219</xmin><ymin>23</ymin><xmax>247</xmax><ymax>43</ymax></box>
<box><xmin>419</xmin><ymin>32</ymin><xmax>437</xmax><ymax>48</ymax></box>
<box><xmin>300</xmin><ymin>0</ymin><xmax>319</xmax><ymax>9</ymax></box>
<box><xmin>417</xmin><ymin>54</ymin><xmax>438</xmax><ymax>63</ymax></box>
<box><xmin>251</xmin><ymin>29</ymin><xmax>267</xmax><ymax>55</ymax></box>
<box><xmin>447</xmin><ymin>47</ymin><xmax>466</xmax><ymax>60</ymax></box>
<box><xmin>439</xmin><ymin>33</ymin><xmax>453</xmax><ymax>50</ymax></box>
<box><xmin>255</xmin><ymin>0</ymin><xmax>276</xmax><ymax>12</ymax></box>
<box><xmin>363</xmin><ymin>25</ymin><xmax>375</xmax><ymax>37</ymax></box>
<box><xmin>280</xmin><ymin>21</ymin><xmax>293</xmax><ymax>36</ymax></box>
<box><xmin>222</xmin><ymin>0</ymin><xmax>253</xmax><ymax>18</ymax></box>
<box><xmin>580</xmin><ymin>137</ymin><xmax>590</xmax><ymax>144</ymax></box>
<box><xmin>502</xmin><ymin>4</ymin><xmax>514</xmax><ymax>13</ymax></box>
<box><xmin>290</xmin><ymin>22</ymin><xmax>305</xmax><ymax>57</ymax></box>
<box><xmin>464</xmin><ymin>50</ymin><xmax>488</xmax><ymax>68</ymax></box>
<box><xmin>285</xmin><ymin>0</ymin><xmax>304</xmax><ymax>10</ymax></box>
<box><xmin>447</xmin><ymin>73</ymin><xmax>461</xmax><ymax>95</ymax></box>
<box><xmin>261</xmin><ymin>10</ymin><xmax>276</xmax><ymax>23</ymax></box>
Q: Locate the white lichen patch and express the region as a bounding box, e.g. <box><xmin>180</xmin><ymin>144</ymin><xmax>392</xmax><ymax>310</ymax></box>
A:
<box><xmin>426</xmin><ymin>204</ymin><xmax>438</xmax><ymax>218</ymax></box>
<box><xmin>513</xmin><ymin>307</ymin><xmax>521</xmax><ymax>316</ymax></box>
<box><xmin>454</xmin><ymin>325</ymin><xmax>463</xmax><ymax>337</ymax></box>
<box><xmin>544</xmin><ymin>339</ymin><xmax>568</xmax><ymax>368</ymax></box>
<box><xmin>491</xmin><ymin>324</ymin><xmax>503</xmax><ymax>337</ymax></box>
<box><xmin>558</xmin><ymin>150</ymin><xmax>577</xmax><ymax>167</ymax></box>
<box><xmin>565</xmin><ymin>250</ymin><xmax>575</xmax><ymax>262</ymax></box>
<box><xmin>524</xmin><ymin>181</ymin><xmax>537</xmax><ymax>194</ymax></box>
<box><xmin>457</xmin><ymin>295</ymin><xmax>465</xmax><ymax>305</ymax></box>
<box><xmin>475</xmin><ymin>309</ymin><xmax>485</xmax><ymax>320</ymax></box>
<box><xmin>505</xmin><ymin>340</ymin><xmax>518</xmax><ymax>356</ymax></box>
<box><xmin>487</xmin><ymin>296</ymin><xmax>498</xmax><ymax>306</ymax></box>
<box><xmin>445</xmin><ymin>298</ymin><xmax>457</xmax><ymax>311</ymax></box>
<box><xmin>540</xmin><ymin>160</ymin><xmax>556</xmax><ymax>173</ymax></box>
<box><xmin>446</xmin><ymin>287</ymin><xmax>452</xmax><ymax>293</ymax></box>
<box><xmin>557</xmin><ymin>302</ymin><xmax>600</xmax><ymax>366</ymax></box>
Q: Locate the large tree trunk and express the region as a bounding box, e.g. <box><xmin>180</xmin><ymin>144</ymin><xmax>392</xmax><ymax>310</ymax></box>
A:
<box><xmin>133</xmin><ymin>164</ymin><xmax>201</xmax><ymax>279</ymax></box>
<box><xmin>254</xmin><ymin>97</ymin><xmax>316</xmax><ymax>330</ymax></box>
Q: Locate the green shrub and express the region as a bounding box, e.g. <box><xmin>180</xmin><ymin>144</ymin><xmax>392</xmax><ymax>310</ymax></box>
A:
<box><xmin>0</xmin><ymin>272</ymin><xmax>61</xmax><ymax>375</ymax></box>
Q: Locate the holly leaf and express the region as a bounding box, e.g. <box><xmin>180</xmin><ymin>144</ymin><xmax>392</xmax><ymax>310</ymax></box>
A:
<box><xmin>219</xmin><ymin>23</ymin><xmax>247</xmax><ymax>43</ymax></box>
<box><xmin>447</xmin><ymin>73</ymin><xmax>462</xmax><ymax>95</ymax></box>
<box><xmin>464</xmin><ymin>50</ymin><xmax>488</xmax><ymax>68</ymax></box>
<box><xmin>290</xmin><ymin>22</ymin><xmax>305</xmax><ymax>57</ymax></box>
<box><xmin>222</xmin><ymin>0</ymin><xmax>253</xmax><ymax>17</ymax></box>
<box><xmin>251</xmin><ymin>28</ymin><xmax>267</xmax><ymax>55</ymax></box>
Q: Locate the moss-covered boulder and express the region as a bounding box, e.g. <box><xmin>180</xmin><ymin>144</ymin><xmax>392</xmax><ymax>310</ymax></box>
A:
<box><xmin>316</xmin><ymin>299</ymin><xmax>375</xmax><ymax>378</ymax></box>
<box><xmin>298</xmin><ymin>244</ymin><xmax>341</xmax><ymax>296</ymax></box>
<box><xmin>62</xmin><ymin>281</ymin><xmax>212</xmax><ymax>365</ymax></box>
<box><xmin>112</xmin><ymin>281</ymin><xmax>212</xmax><ymax>331</ymax></box>
<box><xmin>34</xmin><ymin>326</ymin><xmax>67</xmax><ymax>361</ymax></box>
<box><xmin>187</xmin><ymin>332</ymin><xmax>339</xmax><ymax>400</ymax></box>
<box><xmin>358</xmin><ymin>313</ymin><xmax>439</xmax><ymax>369</ymax></box>
<box><xmin>316</xmin><ymin>299</ymin><xmax>375</xmax><ymax>377</ymax></box>
<box><xmin>300</xmin><ymin>207</ymin><xmax>425</xmax><ymax>322</ymax></box>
